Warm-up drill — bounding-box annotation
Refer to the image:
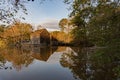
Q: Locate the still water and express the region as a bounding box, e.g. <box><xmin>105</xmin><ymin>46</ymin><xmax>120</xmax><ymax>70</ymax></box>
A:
<box><xmin>0</xmin><ymin>46</ymin><xmax>120</xmax><ymax>80</ymax></box>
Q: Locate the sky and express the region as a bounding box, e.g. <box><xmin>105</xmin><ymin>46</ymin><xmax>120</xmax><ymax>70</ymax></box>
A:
<box><xmin>22</xmin><ymin>0</ymin><xmax>70</xmax><ymax>31</ymax></box>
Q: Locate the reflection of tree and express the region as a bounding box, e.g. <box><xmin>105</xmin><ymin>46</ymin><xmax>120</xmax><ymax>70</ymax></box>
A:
<box><xmin>60</xmin><ymin>46</ymin><xmax>120</xmax><ymax>80</ymax></box>
<box><xmin>90</xmin><ymin>45</ymin><xmax>120</xmax><ymax>80</ymax></box>
<box><xmin>0</xmin><ymin>46</ymin><xmax>58</xmax><ymax>71</ymax></box>
<box><xmin>60</xmin><ymin>47</ymin><xmax>89</xmax><ymax>80</ymax></box>
<box><xmin>0</xmin><ymin>54</ymin><xmax>6</xmax><ymax>69</ymax></box>
<box><xmin>0</xmin><ymin>47</ymin><xmax>34</xmax><ymax>71</ymax></box>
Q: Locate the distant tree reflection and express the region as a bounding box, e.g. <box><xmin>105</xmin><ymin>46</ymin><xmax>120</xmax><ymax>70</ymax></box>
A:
<box><xmin>60</xmin><ymin>47</ymin><xmax>89</xmax><ymax>80</ymax></box>
<box><xmin>60</xmin><ymin>46</ymin><xmax>120</xmax><ymax>80</ymax></box>
<box><xmin>90</xmin><ymin>45</ymin><xmax>120</xmax><ymax>80</ymax></box>
<box><xmin>0</xmin><ymin>47</ymin><xmax>33</xmax><ymax>71</ymax></box>
<box><xmin>0</xmin><ymin>46</ymin><xmax>57</xmax><ymax>71</ymax></box>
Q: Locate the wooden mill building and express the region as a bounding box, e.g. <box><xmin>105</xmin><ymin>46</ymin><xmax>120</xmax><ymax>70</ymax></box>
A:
<box><xmin>30</xmin><ymin>28</ymin><xmax>50</xmax><ymax>46</ymax></box>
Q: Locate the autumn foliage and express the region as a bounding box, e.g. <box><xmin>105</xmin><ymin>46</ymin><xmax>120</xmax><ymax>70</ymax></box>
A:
<box><xmin>2</xmin><ymin>21</ymin><xmax>33</xmax><ymax>45</ymax></box>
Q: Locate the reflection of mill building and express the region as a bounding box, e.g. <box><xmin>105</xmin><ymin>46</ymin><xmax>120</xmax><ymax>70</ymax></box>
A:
<box><xmin>31</xmin><ymin>47</ymin><xmax>51</xmax><ymax>61</ymax></box>
<box><xmin>31</xmin><ymin>47</ymin><xmax>58</xmax><ymax>61</ymax></box>
<box><xmin>30</xmin><ymin>28</ymin><xmax>50</xmax><ymax>46</ymax></box>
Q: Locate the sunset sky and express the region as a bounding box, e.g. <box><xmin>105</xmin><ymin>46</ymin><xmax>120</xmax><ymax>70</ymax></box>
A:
<box><xmin>23</xmin><ymin>0</ymin><xmax>70</xmax><ymax>31</ymax></box>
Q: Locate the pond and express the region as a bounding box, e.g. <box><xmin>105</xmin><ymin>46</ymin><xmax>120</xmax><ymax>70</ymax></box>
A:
<box><xmin>0</xmin><ymin>46</ymin><xmax>120</xmax><ymax>80</ymax></box>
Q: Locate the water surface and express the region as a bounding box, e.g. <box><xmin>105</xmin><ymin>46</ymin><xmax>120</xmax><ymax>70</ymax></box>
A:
<box><xmin>0</xmin><ymin>46</ymin><xmax>120</xmax><ymax>80</ymax></box>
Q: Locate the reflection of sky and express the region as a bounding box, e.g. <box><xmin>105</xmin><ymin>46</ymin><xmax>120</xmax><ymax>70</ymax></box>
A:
<box><xmin>47</xmin><ymin>52</ymin><xmax>63</xmax><ymax>63</ymax></box>
<box><xmin>0</xmin><ymin>60</ymin><xmax>75</xmax><ymax>80</ymax></box>
<box><xmin>22</xmin><ymin>0</ymin><xmax>69</xmax><ymax>31</ymax></box>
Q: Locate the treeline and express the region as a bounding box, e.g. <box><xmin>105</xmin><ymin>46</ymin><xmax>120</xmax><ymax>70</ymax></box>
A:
<box><xmin>1</xmin><ymin>0</ymin><xmax>120</xmax><ymax>47</ymax></box>
<box><xmin>0</xmin><ymin>21</ymin><xmax>73</xmax><ymax>47</ymax></box>
<box><xmin>50</xmin><ymin>31</ymin><xmax>73</xmax><ymax>46</ymax></box>
<box><xmin>0</xmin><ymin>21</ymin><xmax>33</xmax><ymax>47</ymax></box>
<box><xmin>62</xmin><ymin>0</ymin><xmax>120</xmax><ymax>47</ymax></box>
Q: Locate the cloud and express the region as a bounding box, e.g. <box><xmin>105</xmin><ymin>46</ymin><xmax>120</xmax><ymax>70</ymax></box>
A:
<box><xmin>40</xmin><ymin>19</ymin><xmax>60</xmax><ymax>31</ymax></box>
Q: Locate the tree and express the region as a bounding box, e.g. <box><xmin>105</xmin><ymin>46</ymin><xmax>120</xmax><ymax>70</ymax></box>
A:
<box><xmin>88</xmin><ymin>5</ymin><xmax>120</xmax><ymax>46</ymax></box>
<box><xmin>64</xmin><ymin>0</ymin><xmax>120</xmax><ymax>46</ymax></box>
<box><xmin>3</xmin><ymin>21</ymin><xmax>33</xmax><ymax>45</ymax></box>
<box><xmin>0</xmin><ymin>0</ymin><xmax>48</xmax><ymax>23</ymax></box>
<box><xmin>0</xmin><ymin>0</ymin><xmax>28</xmax><ymax>23</ymax></box>
<box><xmin>59</xmin><ymin>18</ymin><xmax>69</xmax><ymax>32</ymax></box>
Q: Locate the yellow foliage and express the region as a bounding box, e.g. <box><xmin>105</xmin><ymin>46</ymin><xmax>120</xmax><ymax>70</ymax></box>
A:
<box><xmin>50</xmin><ymin>31</ymin><xmax>73</xmax><ymax>43</ymax></box>
<box><xmin>0</xmin><ymin>39</ymin><xmax>6</xmax><ymax>49</ymax></box>
<box><xmin>2</xmin><ymin>22</ymin><xmax>33</xmax><ymax>44</ymax></box>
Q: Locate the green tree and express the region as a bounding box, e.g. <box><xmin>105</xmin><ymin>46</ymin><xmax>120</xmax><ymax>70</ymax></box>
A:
<box><xmin>65</xmin><ymin>0</ymin><xmax>120</xmax><ymax>46</ymax></box>
<box><xmin>88</xmin><ymin>5</ymin><xmax>120</xmax><ymax>46</ymax></box>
